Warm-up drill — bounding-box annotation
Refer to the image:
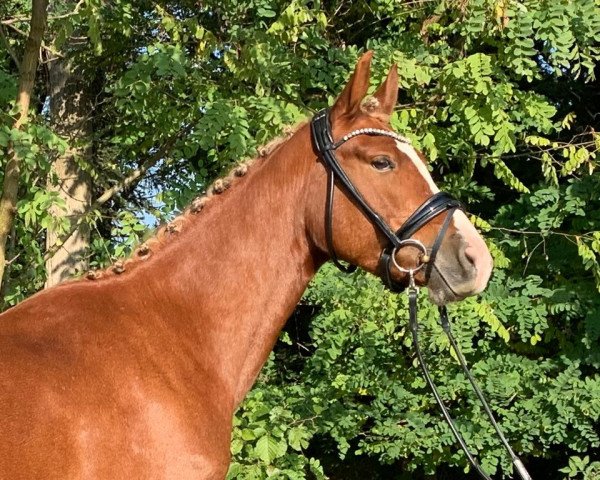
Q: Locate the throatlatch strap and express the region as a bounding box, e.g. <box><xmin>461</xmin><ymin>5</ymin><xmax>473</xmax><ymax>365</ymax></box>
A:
<box><xmin>325</xmin><ymin>169</ymin><xmax>357</xmax><ymax>273</ymax></box>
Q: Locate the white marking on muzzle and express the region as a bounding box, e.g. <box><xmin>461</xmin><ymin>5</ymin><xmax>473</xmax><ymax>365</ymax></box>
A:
<box><xmin>395</xmin><ymin>140</ymin><xmax>493</xmax><ymax>294</ymax></box>
<box><xmin>451</xmin><ymin>211</ymin><xmax>493</xmax><ymax>293</ymax></box>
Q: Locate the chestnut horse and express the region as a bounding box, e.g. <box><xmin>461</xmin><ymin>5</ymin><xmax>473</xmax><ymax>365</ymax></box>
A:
<box><xmin>0</xmin><ymin>52</ymin><xmax>492</xmax><ymax>479</ymax></box>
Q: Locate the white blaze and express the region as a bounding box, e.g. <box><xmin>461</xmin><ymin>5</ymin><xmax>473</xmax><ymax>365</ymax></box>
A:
<box><xmin>395</xmin><ymin>141</ymin><xmax>439</xmax><ymax>193</ymax></box>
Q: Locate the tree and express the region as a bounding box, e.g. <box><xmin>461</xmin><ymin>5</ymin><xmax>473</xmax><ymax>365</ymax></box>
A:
<box><xmin>41</xmin><ymin>0</ymin><xmax>96</xmax><ymax>287</ymax></box>
<box><xmin>43</xmin><ymin>47</ymin><xmax>93</xmax><ymax>286</ymax></box>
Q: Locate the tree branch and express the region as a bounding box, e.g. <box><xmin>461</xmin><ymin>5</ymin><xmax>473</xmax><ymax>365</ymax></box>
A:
<box><xmin>0</xmin><ymin>25</ymin><xmax>20</xmax><ymax>69</ymax></box>
<box><xmin>489</xmin><ymin>226</ymin><xmax>597</xmax><ymax>244</ymax></box>
<box><xmin>2</xmin><ymin>1</ymin><xmax>84</xmax><ymax>25</ymax></box>
<box><xmin>0</xmin><ymin>16</ymin><xmax>30</xmax><ymax>26</ymax></box>
<box><xmin>3</xmin><ymin>21</ymin><xmax>63</xmax><ymax>58</ymax></box>
<box><xmin>48</xmin><ymin>0</ymin><xmax>85</xmax><ymax>21</ymax></box>
<box><xmin>0</xmin><ymin>0</ymin><xmax>49</xmax><ymax>290</ymax></box>
<box><xmin>43</xmin><ymin>127</ymin><xmax>192</xmax><ymax>261</ymax></box>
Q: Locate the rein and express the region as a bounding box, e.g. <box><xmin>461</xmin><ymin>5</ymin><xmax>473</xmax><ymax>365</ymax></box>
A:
<box><xmin>310</xmin><ymin>109</ymin><xmax>532</xmax><ymax>480</ymax></box>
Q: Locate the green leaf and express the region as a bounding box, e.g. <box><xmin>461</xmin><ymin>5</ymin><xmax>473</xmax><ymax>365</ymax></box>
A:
<box><xmin>254</xmin><ymin>435</ymin><xmax>286</xmax><ymax>463</ymax></box>
<box><xmin>257</xmin><ymin>8</ymin><xmax>276</xmax><ymax>18</ymax></box>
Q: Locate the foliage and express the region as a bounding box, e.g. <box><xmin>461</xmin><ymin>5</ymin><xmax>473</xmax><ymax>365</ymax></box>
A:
<box><xmin>229</xmin><ymin>264</ymin><xmax>600</xmax><ymax>479</ymax></box>
<box><xmin>1</xmin><ymin>0</ymin><xmax>600</xmax><ymax>478</ymax></box>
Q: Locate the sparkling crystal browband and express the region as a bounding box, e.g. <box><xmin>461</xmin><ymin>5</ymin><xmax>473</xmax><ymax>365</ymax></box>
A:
<box><xmin>333</xmin><ymin>128</ymin><xmax>411</xmax><ymax>149</ymax></box>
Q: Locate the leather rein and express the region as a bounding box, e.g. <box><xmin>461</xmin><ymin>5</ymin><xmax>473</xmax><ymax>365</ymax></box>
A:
<box><xmin>310</xmin><ymin>109</ymin><xmax>532</xmax><ymax>480</ymax></box>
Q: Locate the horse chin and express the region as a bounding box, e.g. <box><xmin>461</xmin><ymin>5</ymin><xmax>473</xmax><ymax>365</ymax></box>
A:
<box><xmin>424</xmin><ymin>271</ymin><xmax>468</xmax><ymax>306</ymax></box>
<box><xmin>426</xmin><ymin>285</ymin><xmax>462</xmax><ymax>306</ymax></box>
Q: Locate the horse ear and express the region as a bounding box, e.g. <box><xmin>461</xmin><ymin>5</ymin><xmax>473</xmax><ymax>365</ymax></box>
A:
<box><xmin>371</xmin><ymin>64</ymin><xmax>399</xmax><ymax>121</ymax></box>
<box><xmin>330</xmin><ymin>51</ymin><xmax>373</xmax><ymax>118</ymax></box>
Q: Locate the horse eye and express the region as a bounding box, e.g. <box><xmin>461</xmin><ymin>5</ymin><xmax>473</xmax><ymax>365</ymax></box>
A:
<box><xmin>371</xmin><ymin>156</ymin><xmax>394</xmax><ymax>171</ymax></box>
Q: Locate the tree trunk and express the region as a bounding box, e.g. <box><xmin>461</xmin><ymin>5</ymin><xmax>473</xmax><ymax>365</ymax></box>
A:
<box><xmin>44</xmin><ymin>54</ymin><xmax>93</xmax><ymax>287</ymax></box>
<box><xmin>0</xmin><ymin>0</ymin><xmax>49</xmax><ymax>291</ymax></box>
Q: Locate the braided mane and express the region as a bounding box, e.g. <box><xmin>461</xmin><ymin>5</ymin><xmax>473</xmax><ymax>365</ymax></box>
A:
<box><xmin>85</xmin><ymin>124</ymin><xmax>302</xmax><ymax>281</ymax></box>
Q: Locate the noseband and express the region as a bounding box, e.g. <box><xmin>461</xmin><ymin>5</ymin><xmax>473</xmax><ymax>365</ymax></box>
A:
<box><xmin>310</xmin><ymin>109</ymin><xmax>532</xmax><ymax>480</ymax></box>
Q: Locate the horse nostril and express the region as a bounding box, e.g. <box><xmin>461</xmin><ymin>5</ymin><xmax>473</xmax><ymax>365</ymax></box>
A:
<box><xmin>464</xmin><ymin>245</ymin><xmax>478</xmax><ymax>267</ymax></box>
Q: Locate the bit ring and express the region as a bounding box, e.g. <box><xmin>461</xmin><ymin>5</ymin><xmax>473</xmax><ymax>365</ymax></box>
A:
<box><xmin>390</xmin><ymin>239</ymin><xmax>428</xmax><ymax>274</ymax></box>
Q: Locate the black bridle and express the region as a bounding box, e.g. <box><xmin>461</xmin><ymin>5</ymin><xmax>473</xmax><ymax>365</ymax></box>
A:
<box><xmin>311</xmin><ymin>109</ymin><xmax>462</xmax><ymax>287</ymax></box>
<box><xmin>310</xmin><ymin>108</ymin><xmax>532</xmax><ymax>480</ymax></box>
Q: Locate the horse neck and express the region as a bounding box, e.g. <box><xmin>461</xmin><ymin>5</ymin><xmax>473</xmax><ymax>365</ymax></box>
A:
<box><xmin>143</xmin><ymin>123</ymin><xmax>323</xmax><ymax>407</ymax></box>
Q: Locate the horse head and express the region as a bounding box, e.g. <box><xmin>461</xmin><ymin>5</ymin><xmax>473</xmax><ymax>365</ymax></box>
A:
<box><xmin>305</xmin><ymin>52</ymin><xmax>493</xmax><ymax>304</ymax></box>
